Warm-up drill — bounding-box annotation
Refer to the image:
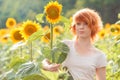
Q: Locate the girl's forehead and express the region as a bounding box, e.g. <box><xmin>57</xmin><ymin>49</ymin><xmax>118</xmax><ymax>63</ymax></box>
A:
<box><xmin>74</xmin><ymin>20</ymin><xmax>86</xmax><ymax>24</ymax></box>
<box><xmin>73</xmin><ymin>14</ymin><xmax>89</xmax><ymax>24</ymax></box>
<box><xmin>74</xmin><ymin>17</ymin><xmax>86</xmax><ymax>22</ymax></box>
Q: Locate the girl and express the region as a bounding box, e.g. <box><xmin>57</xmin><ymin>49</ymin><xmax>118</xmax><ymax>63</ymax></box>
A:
<box><xmin>42</xmin><ymin>8</ymin><xmax>107</xmax><ymax>80</ymax></box>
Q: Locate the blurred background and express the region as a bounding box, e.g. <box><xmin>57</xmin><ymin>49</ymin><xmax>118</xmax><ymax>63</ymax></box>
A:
<box><xmin>0</xmin><ymin>0</ymin><xmax>120</xmax><ymax>29</ymax></box>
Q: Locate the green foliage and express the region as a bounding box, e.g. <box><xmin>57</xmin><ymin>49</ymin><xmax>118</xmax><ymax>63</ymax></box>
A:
<box><xmin>23</xmin><ymin>74</ymin><xmax>47</xmax><ymax>80</ymax></box>
<box><xmin>60</xmin><ymin>16</ymin><xmax>71</xmax><ymax>29</ymax></box>
<box><xmin>94</xmin><ymin>35</ymin><xmax>120</xmax><ymax>80</ymax></box>
<box><xmin>41</xmin><ymin>67</ymin><xmax>71</xmax><ymax>80</ymax></box>
<box><xmin>57</xmin><ymin>72</ymin><xmax>71</xmax><ymax>80</ymax></box>
<box><xmin>8</xmin><ymin>55</ymin><xmax>29</xmax><ymax>71</ymax></box>
<box><xmin>16</xmin><ymin>62</ymin><xmax>41</xmax><ymax>79</ymax></box>
<box><xmin>51</xmin><ymin>42</ymin><xmax>69</xmax><ymax>63</ymax></box>
<box><xmin>0</xmin><ymin>69</ymin><xmax>15</xmax><ymax>80</ymax></box>
<box><xmin>41</xmin><ymin>42</ymin><xmax>70</xmax><ymax>63</ymax></box>
<box><xmin>41</xmin><ymin>70</ymin><xmax>58</xmax><ymax>80</ymax></box>
<box><xmin>0</xmin><ymin>0</ymin><xmax>49</xmax><ymax>28</ymax></box>
<box><xmin>27</xmin><ymin>30</ymin><xmax>43</xmax><ymax>44</ymax></box>
<box><xmin>36</xmin><ymin>13</ymin><xmax>45</xmax><ymax>23</ymax></box>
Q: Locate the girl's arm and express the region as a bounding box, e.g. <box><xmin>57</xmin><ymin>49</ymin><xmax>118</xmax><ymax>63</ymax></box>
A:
<box><xmin>96</xmin><ymin>67</ymin><xmax>106</xmax><ymax>80</ymax></box>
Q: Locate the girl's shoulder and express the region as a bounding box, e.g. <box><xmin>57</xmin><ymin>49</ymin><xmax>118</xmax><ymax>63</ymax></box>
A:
<box><xmin>94</xmin><ymin>48</ymin><xmax>107</xmax><ymax>68</ymax></box>
<box><xmin>93</xmin><ymin>48</ymin><xmax>106</xmax><ymax>58</ymax></box>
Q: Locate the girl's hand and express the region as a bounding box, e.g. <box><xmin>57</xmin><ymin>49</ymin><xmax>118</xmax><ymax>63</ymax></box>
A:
<box><xmin>42</xmin><ymin>59</ymin><xmax>60</xmax><ymax>72</ymax></box>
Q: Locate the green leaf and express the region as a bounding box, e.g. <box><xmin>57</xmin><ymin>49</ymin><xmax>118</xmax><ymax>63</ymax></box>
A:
<box><xmin>36</xmin><ymin>13</ymin><xmax>44</xmax><ymax>23</ymax></box>
<box><xmin>51</xmin><ymin>42</ymin><xmax>70</xmax><ymax>63</ymax></box>
<box><xmin>27</xmin><ymin>30</ymin><xmax>43</xmax><ymax>44</ymax></box>
<box><xmin>41</xmin><ymin>69</ymin><xmax>58</xmax><ymax>80</ymax></box>
<box><xmin>57</xmin><ymin>42</ymin><xmax>70</xmax><ymax>53</ymax></box>
<box><xmin>16</xmin><ymin>62</ymin><xmax>41</xmax><ymax>79</ymax></box>
<box><xmin>58</xmin><ymin>72</ymin><xmax>71</xmax><ymax>80</ymax></box>
<box><xmin>8</xmin><ymin>55</ymin><xmax>29</xmax><ymax>70</ymax></box>
<box><xmin>23</xmin><ymin>74</ymin><xmax>47</xmax><ymax>80</ymax></box>
<box><xmin>60</xmin><ymin>16</ymin><xmax>71</xmax><ymax>33</ymax></box>
<box><xmin>60</xmin><ymin>16</ymin><xmax>70</xmax><ymax>31</ymax></box>
<box><xmin>57</xmin><ymin>52</ymin><xmax>67</xmax><ymax>64</ymax></box>
<box><xmin>60</xmin><ymin>16</ymin><xmax>70</xmax><ymax>24</ymax></box>
<box><xmin>41</xmin><ymin>46</ymin><xmax>52</xmax><ymax>61</ymax></box>
<box><xmin>0</xmin><ymin>69</ymin><xmax>15</xmax><ymax>80</ymax></box>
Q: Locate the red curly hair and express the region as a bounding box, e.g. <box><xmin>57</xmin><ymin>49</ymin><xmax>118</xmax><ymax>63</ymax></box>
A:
<box><xmin>71</xmin><ymin>8</ymin><xmax>103</xmax><ymax>40</ymax></box>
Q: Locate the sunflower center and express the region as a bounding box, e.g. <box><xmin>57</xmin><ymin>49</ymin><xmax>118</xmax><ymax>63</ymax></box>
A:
<box><xmin>47</xmin><ymin>6</ymin><xmax>59</xmax><ymax>19</ymax></box>
<box><xmin>111</xmin><ymin>28</ymin><xmax>115</xmax><ymax>32</ymax></box>
<box><xmin>55</xmin><ymin>28</ymin><xmax>60</xmax><ymax>33</ymax></box>
<box><xmin>25</xmin><ymin>25</ymin><xmax>37</xmax><ymax>35</ymax></box>
<box><xmin>45</xmin><ymin>33</ymin><xmax>50</xmax><ymax>40</ymax></box>
<box><xmin>116</xmin><ymin>28</ymin><xmax>120</xmax><ymax>32</ymax></box>
<box><xmin>3</xmin><ymin>36</ymin><xmax>8</xmax><ymax>40</ymax></box>
<box><xmin>14</xmin><ymin>31</ymin><xmax>23</xmax><ymax>40</ymax></box>
<box><xmin>101</xmin><ymin>33</ymin><xmax>105</xmax><ymax>37</ymax></box>
<box><xmin>9</xmin><ymin>21</ymin><xmax>14</xmax><ymax>26</ymax></box>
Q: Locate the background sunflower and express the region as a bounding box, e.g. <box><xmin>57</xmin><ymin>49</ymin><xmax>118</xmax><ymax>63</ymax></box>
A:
<box><xmin>0</xmin><ymin>29</ymin><xmax>9</xmax><ymax>37</ymax></box>
<box><xmin>98</xmin><ymin>29</ymin><xmax>106</xmax><ymax>39</ymax></box>
<box><xmin>0</xmin><ymin>35</ymin><xmax>9</xmax><ymax>43</ymax></box>
<box><xmin>20</xmin><ymin>20</ymin><xmax>41</xmax><ymax>40</ymax></box>
<box><xmin>0</xmin><ymin>29</ymin><xmax>9</xmax><ymax>43</ymax></box>
<box><xmin>53</xmin><ymin>25</ymin><xmax>64</xmax><ymax>35</ymax></box>
<box><xmin>10</xmin><ymin>28</ymin><xmax>24</xmax><ymax>43</ymax></box>
<box><xmin>110</xmin><ymin>24</ymin><xmax>120</xmax><ymax>36</ymax></box>
<box><xmin>6</xmin><ymin>18</ymin><xmax>16</xmax><ymax>29</ymax></box>
<box><xmin>41</xmin><ymin>32</ymin><xmax>51</xmax><ymax>43</ymax></box>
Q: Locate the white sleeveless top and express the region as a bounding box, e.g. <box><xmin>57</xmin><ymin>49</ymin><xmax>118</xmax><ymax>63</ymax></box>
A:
<box><xmin>62</xmin><ymin>40</ymin><xmax>107</xmax><ymax>80</ymax></box>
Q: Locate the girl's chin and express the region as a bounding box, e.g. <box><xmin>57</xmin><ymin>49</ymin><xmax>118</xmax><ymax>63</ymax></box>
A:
<box><xmin>78</xmin><ymin>35</ymin><xmax>90</xmax><ymax>38</ymax></box>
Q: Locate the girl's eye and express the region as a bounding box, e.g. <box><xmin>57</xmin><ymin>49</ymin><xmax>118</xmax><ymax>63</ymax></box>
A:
<box><xmin>76</xmin><ymin>23</ymin><xmax>81</xmax><ymax>26</ymax></box>
<box><xmin>75</xmin><ymin>22</ymin><xmax>88</xmax><ymax>27</ymax></box>
<box><xmin>84</xmin><ymin>22</ymin><xmax>88</xmax><ymax>25</ymax></box>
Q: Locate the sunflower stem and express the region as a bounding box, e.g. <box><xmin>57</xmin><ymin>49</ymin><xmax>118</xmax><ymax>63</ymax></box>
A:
<box><xmin>30</xmin><ymin>42</ymin><xmax>33</xmax><ymax>61</ymax></box>
<box><xmin>50</xmin><ymin>23</ymin><xmax>54</xmax><ymax>62</ymax></box>
<box><xmin>50</xmin><ymin>24</ymin><xmax>53</xmax><ymax>49</ymax></box>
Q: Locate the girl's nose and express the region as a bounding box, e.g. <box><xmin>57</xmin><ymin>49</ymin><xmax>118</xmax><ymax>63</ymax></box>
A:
<box><xmin>78</xmin><ymin>25</ymin><xmax>84</xmax><ymax>29</ymax></box>
<box><xmin>80</xmin><ymin>25</ymin><xmax>84</xmax><ymax>28</ymax></box>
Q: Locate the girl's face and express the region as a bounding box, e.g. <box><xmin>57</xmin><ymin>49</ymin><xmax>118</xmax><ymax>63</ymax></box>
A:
<box><xmin>75</xmin><ymin>22</ymin><xmax>91</xmax><ymax>39</ymax></box>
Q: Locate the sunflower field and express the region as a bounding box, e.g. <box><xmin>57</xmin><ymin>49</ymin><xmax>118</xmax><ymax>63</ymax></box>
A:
<box><xmin>0</xmin><ymin>0</ymin><xmax>120</xmax><ymax>80</ymax></box>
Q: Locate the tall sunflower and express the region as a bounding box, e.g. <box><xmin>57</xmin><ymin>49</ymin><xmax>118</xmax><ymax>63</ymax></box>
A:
<box><xmin>20</xmin><ymin>20</ymin><xmax>41</xmax><ymax>40</ymax></box>
<box><xmin>44</xmin><ymin>1</ymin><xmax>62</xmax><ymax>24</ymax></box>
<box><xmin>6</xmin><ymin>18</ymin><xmax>16</xmax><ymax>29</ymax></box>
<box><xmin>10</xmin><ymin>28</ymin><xmax>24</xmax><ymax>43</ymax></box>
